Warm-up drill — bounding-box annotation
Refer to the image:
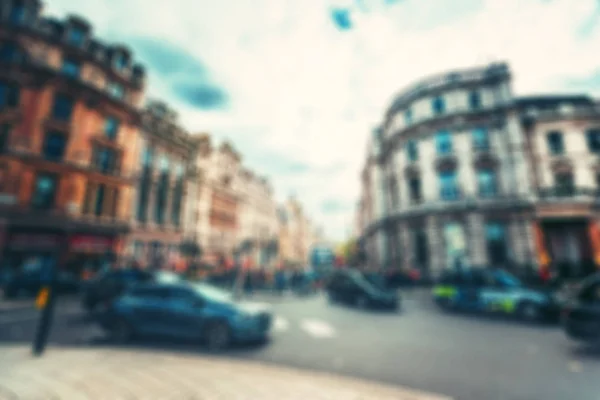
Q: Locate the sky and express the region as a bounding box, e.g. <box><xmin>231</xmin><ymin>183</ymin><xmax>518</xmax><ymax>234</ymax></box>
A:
<box><xmin>45</xmin><ymin>0</ymin><xmax>600</xmax><ymax>241</ymax></box>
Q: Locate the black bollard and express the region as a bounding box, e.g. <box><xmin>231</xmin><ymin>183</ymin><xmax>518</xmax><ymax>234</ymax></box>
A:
<box><xmin>32</xmin><ymin>260</ymin><xmax>57</xmax><ymax>357</ymax></box>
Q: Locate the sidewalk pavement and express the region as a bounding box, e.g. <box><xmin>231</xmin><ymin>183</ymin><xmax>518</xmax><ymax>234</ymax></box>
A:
<box><xmin>0</xmin><ymin>345</ymin><xmax>452</xmax><ymax>400</ymax></box>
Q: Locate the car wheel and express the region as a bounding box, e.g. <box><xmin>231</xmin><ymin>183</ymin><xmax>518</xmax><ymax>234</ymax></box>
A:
<box><xmin>111</xmin><ymin>319</ymin><xmax>134</xmax><ymax>343</ymax></box>
<box><xmin>518</xmin><ymin>302</ymin><xmax>541</xmax><ymax>322</ymax></box>
<box><xmin>327</xmin><ymin>292</ymin><xmax>337</xmax><ymax>303</ymax></box>
<box><xmin>355</xmin><ymin>295</ymin><xmax>369</xmax><ymax>310</ymax></box>
<box><xmin>83</xmin><ymin>300</ymin><xmax>97</xmax><ymax>313</ymax></box>
<box><xmin>435</xmin><ymin>297</ymin><xmax>453</xmax><ymax>311</ymax></box>
<box><xmin>205</xmin><ymin>321</ymin><xmax>231</xmax><ymax>352</ymax></box>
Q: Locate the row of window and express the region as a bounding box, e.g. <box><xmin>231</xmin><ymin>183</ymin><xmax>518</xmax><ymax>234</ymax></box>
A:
<box><xmin>141</xmin><ymin>145</ymin><xmax>185</xmax><ymax>175</ymax></box>
<box><xmin>0</xmin><ymin>81</ymin><xmax>121</xmax><ymax>139</ymax></box>
<box><xmin>0</xmin><ymin>122</ymin><xmax>119</xmax><ymax>175</ymax></box>
<box><xmin>7</xmin><ymin>3</ymin><xmax>130</xmax><ymax>72</ymax></box>
<box><xmin>29</xmin><ymin>173</ymin><xmax>118</xmax><ymax>218</ymax></box>
<box><xmin>403</xmin><ymin>128</ymin><xmax>490</xmax><ymax>162</ymax></box>
<box><xmin>547</xmin><ymin>129</ymin><xmax>600</xmax><ymax>155</ymax></box>
<box><xmin>0</xmin><ymin>40</ymin><xmax>127</xmax><ymax>101</ymax></box>
<box><xmin>136</xmin><ymin>167</ymin><xmax>185</xmax><ymax>226</ymax></box>
<box><xmin>403</xmin><ymin>90</ymin><xmax>483</xmax><ymax>127</ymax></box>
<box><xmin>403</xmin><ymin>222</ymin><xmax>508</xmax><ymax>267</ymax></box>
<box><xmin>389</xmin><ymin>169</ymin><xmax>498</xmax><ymax>206</ymax></box>
<box><xmin>82</xmin><ymin>182</ymin><xmax>119</xmax><ymax>218</ymax></box>
<box><xmin>60</xmin><ymin>56</ymin><xmax>125</xmax><ymax>99</ymax></box>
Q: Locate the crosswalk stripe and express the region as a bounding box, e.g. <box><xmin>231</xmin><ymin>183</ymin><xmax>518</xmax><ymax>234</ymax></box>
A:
<box><xmin>272</xmin><ymin>316</ymin><xmax>289</xmax><ymax>333</ymax></box>
<box><xmin>300</xmin><ymin>319</ymin><xmax>337</xmax><ymax>339</ymax></box>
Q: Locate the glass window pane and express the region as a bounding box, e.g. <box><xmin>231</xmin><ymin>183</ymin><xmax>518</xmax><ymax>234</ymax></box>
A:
<box><xmin>547</xmin><ymin>131</ymin><xmax>564</xmax><ymax>155</ymax></box>
<box><xmin>469</xmin><ymin>91</ymin><xmax>481</xmax><ymax>110</ymax></box>
<box><xmin>105</xmin><ymin>117</ymin><xmax>119</xmax><ymax>140</ymax></box>
<box><xmin>432</xmin><ymin>96</ymin><xmax>445</xmax><ymax>114</ymax></box>
<box><xmin>436</xmin><ymin>131</ymin><xmax>452</xmax><ymax>154</ymax></box>
<box><xmin>61</xmin><ymin>59</ymin><xmax>80</xmax><ymax>77</ymax></box>
<box><xmin>473</xmin><ymin>128</ymin><xmax>489</xmax><ymax>149</ymax></box>
<box><xmin>52</xmin><ymin>94</ymin><xmax>74</xmax><ymax>120</ymax></box>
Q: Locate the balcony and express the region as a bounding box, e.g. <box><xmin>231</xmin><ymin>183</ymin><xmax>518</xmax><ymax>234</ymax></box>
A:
<box><xmin>538</xmin><ymin>187</ymin><xmax>597</xmax><ymax>200</ymax></box>
<box><xmin>549</xmin><ymin>156</ymin><xmax>573</xmax><ymax>174</ymax></box>
<box><xmin>434</xmin><ymin>151</ymin><xmax>458</xmax><ymax>171</ymax></box>
<box><xmin>403</xmin><ymin>160</ymin><xmax>420</xmax><ymax>178</ymax></box>
<box><xmin>409</xmin><ymin>196</ymin><xmax>424</xmax><ymax>206</ymax></box>
<box><xmin>473</xmin><ymin>145</ymin><xmax>498</xmax><ymax>168</ymax></box>
<box><xmin>440</xmin><ymin>186</ymin><xmax>462</xmax><ymax>201</ymax></box>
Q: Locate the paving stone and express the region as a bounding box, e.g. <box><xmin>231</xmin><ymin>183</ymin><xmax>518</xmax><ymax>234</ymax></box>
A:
<box><xmin>0</xmin><ymin>345</ymin><xmax>452</xmax><ymax>400</ymax></box>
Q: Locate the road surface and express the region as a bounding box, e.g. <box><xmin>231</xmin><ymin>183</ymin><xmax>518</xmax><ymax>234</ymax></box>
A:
<box><xmin>0</xmin><ymin>290</ymin><xmax>599</xmax><ymax>400</ymax></box>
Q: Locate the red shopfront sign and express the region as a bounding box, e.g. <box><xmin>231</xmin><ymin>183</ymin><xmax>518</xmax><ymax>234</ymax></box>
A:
<box><xmin>69</xmin><ymin>235</ymin><xmax>114</xmax><ymax>253</ymax></box>
<box><xmin>8</xmin><ymin>233</ymin><xmax>62</xmax><ymax>250</ymax></box>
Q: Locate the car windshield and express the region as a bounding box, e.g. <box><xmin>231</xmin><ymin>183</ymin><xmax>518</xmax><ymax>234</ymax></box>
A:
<box><xmin>155</xmin><ymin>271</ymin><xmax>181</xmax><ymax>283</ymax></box>
<box><xmin>193</xmin><ymin>283</ymin><xmax>233</xmax><ymax>302</ymax></box>
<box><xmin>495</xmin><ymin>270</ymin><xmax>522</xmax><ymax>288</ymax></box>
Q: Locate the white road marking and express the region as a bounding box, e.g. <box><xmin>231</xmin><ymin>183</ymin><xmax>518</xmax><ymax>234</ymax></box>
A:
<box><xmin>272</xmin><ymin>316</ymin><xmax>289</xmax><ymax>333</ymax></box>
<box><xmin>300</xmin><ymin>319</ymin><xmax>336</xmax><ymax>339</ymax></box>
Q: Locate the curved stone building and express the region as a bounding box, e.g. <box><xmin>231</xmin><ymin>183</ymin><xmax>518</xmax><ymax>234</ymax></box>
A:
<box><xmin>0</xmin><ymin>0</ymin><xmax>146</xmax><ymax>275</ymax></box>
<box><xmin>358</xmin><ymin>63</ymin><xmax>600</xmax><ymax>280</ymax></box>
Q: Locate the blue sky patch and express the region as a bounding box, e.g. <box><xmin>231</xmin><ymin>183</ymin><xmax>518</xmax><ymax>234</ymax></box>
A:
<box><xmin>331</xmin><ymin>8</ymin><xmax>353</xmax><ymax>30</ymax></box>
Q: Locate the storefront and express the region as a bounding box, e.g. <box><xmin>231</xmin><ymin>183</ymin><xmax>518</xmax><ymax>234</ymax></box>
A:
<box><xmin>536</xmin><ymin>219</ymin><xmax>596</xmax><ymax>279</ymax></box>
<box><xmin>64</xmin><ymin>235</ymin><xmax>117</xmax><ymax>279</ymax></box>
<box><xmin>0</xmin><ymin>227</ymin><xmax>121</xmax><ymax>281</ymax></box>
<box><xmin>1</xmin><ymin>231</ymin><xmax>63</xmax><ymax>277</ymax></box>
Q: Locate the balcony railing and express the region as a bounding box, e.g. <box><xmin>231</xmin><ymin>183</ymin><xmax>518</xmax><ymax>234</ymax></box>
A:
<box><xmin>440</xmin><ymin>186</ymin><xmax>462</xmax><ymax>201</ymax></box>
<box><xmin>435</xmin><ymin>151</ymin><xmax>458</xmax><ymax>171</ymax></box>
<box><xmin>538</xmin><ymin>187</ymin><xmax>597</xmax><ymax>199</ymax></box>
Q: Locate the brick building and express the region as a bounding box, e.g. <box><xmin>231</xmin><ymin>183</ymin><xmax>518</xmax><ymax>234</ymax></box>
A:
<box><xmin>0</xmin><ymin>1</ymin><xmax>145</xmax><ymax>276</ymax></box>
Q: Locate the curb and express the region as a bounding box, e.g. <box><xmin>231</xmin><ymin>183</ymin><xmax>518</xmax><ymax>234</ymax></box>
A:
<box><xmin>0</xmin><ymin>345</ymin><xmax>453</xmax><ymax>400</ymax></box>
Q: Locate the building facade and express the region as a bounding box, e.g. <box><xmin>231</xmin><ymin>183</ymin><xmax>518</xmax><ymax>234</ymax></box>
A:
<box><xmin>125</xmin><ymin>100</ymin><xmax>197</xmax><ymax>268</ymax></box>
<box><xmin>0</xmin><ymin>2</ymin><xmax>146</xmax><ymax>276</ymax></box>
<box><xmin>190</xmin><ymin>135</ymin><xmax>241</xmax><ymax>266</ymax></box>
<box><xmin>276</xmin><ymin>197</ymin><xmax>314</xmax><ymax>267</ymax></box>
<box><xmin>236</xmin><ymin>168</ymin><xmax>278</xmax><ymax>269</ymax></box>
<box><xmin>358</xmin><ymin>62</ymin><xmax>600</xmax><ymax>280</ymax></box>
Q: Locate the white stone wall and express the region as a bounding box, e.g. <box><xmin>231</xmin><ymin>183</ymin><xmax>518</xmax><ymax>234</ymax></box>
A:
<box><xmin>388</xmin><ymin>84</ymin><xmax>510</xmax><ymax>136</ymax></box>
<box><xmin>532</xmin><ymin>119</ymin><xmax>599</xmax><ymax>189</ymax></box>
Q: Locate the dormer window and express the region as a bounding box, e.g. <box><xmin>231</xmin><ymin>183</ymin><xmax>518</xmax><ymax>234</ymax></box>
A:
<box><xmin>107</xmin><ymin>82</ymin><xmax>124</xmax><ymax>100</ymax></box>
<box><xmin>469</xmin><ymin>91</ymin><xmax>481</xmax><ymax>110</ymax></box>
<box><xmin>9</xmin><ymin>3</ymin><xmax>26</xmax><ymax>25</ymax></box>
<box><xmin>404</xmin><ymin>108</ymin><xmax>412</xmax><ymax>125</ymax></box>
<box><xmin>0</xmin><ymin>42</ymin><xmax>21</xmax><ymax>63</ymax></box>
<box><xmin>432</xmin><ymin>96</ymin><xmax>445</xmax><ymax>115</ymax></box>
<box><xmin>68</xmin><ymin>27</ymin><xmax>86</xmax><ymax>47</ymax></box>
<box><xmin>114</xmin><ymin>54</ymin><xmax>128</xmax><ymax>71</ymax></box>
<box><xmin>61</xmin><ymin>58</ymin><xmax>80</xmax><ymax>78</ymax></box>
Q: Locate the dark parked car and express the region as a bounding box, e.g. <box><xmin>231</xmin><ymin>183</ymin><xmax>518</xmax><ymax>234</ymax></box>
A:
<box><xmin>81</xmin><ymin>268</ymin><xmax>181</xmax><ymax>312</ymax></box>
<box><xmin>3</xmin><ymin>266</ymin><xmax>79</xmax><ymax>299</ymax></box>
<box><xmin>562</xmin><ymin>273</ymin><xmax>600</xmax><ymax>344</ymax></box>
<box><xmin>96</xmin><ymin>282</ymin><xmax>272</xmax><ymax>351</ymax></box>
<box><xmin>433</xmin><ymin>268</ymin><xmax>560</xmax><ymax>322</ymax></box>
<box><xmin>325</xmin><ymin>269</ymin><xmax>399</xmax><ymax>310</ymax></box>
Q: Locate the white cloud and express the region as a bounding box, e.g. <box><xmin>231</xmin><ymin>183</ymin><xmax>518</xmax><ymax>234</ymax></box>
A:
<box><xmin>45</xmin><ymin>0</ymin><xmax>600</xmax><ymax>240</ymax></box>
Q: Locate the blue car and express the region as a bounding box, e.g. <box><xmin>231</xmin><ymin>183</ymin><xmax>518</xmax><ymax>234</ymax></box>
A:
<box><xmin>97</xmin><ymin>282</ymin><xmax>273</xmax><ymax>351</ymax></box>
<box><xmin>433</xmin><ymin>268</ymin><xmax>560</xmax><ymax>322</ymax></box>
